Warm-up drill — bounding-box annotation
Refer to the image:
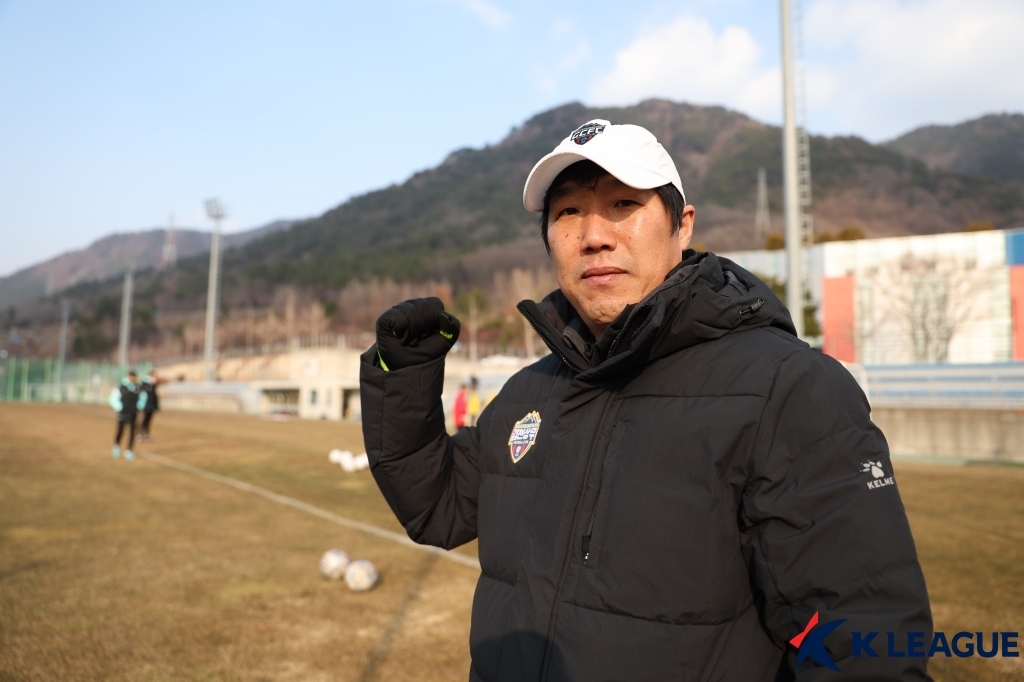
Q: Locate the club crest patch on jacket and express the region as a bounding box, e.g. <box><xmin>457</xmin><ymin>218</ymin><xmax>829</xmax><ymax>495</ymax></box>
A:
<box><xmin>508</xmin><ymin>411</ymin><xmax>541</xmax><ymax>463</ymax></box>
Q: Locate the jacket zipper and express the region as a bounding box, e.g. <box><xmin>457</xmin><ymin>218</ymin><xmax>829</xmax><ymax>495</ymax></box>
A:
<box><xmin>518</xmin><ymin>304</ymin><xmax>586</xmax><ymax>373</ymax></box>
<box><xmin>607</xmin><ymin>302</ymin><xmax>651</xmax><ymax>358</ymax></box>
<box><xmin>540</xmin><ymin>393</ymin><xmax>619</xmax><ymax>680</ymax></box>
<box><xmin>581</xmin><ymin>423</ymin><xmax>619</xmax><ymax>565</ymax></box>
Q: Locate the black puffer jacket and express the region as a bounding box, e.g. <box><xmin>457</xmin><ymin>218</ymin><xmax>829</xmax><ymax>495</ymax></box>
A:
<box><xmin>360</xmin><ymin>252</ymin><xmax>932</xmax><ymax>681</ymax></box>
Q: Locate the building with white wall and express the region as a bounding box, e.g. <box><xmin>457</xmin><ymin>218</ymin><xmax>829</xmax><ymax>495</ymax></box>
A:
<box><xmin>724</xmin><ymin>228</ymin><xmax>1024</xmax><ymax>365</ymax></box>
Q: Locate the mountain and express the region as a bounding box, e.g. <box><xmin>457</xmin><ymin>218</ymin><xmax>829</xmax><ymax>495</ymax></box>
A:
<box><xmin>0</xmin><ymin>220</ymin><xmax>295</xmax><ymax>311</ymax></box>
<box><xmin>17</xmin><ymin>100</ymin><xmax>1024</xmax><ymax>323</ymax></box>
<box><xmin>886</xmin><ymin>113</ymin><xmax>1024</xmax><ymax>184</ymax></box>
<box><xmin>208</xmin><ymin>100</ymin><xmax>1024</xmax><ymax>294</ymax></box>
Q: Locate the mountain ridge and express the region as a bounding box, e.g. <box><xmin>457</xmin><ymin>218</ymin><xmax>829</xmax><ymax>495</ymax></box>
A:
<box><xmin>213</xmin><ymin>99</ymin><xmax>1024</xmax><ymax>293</ymax></box>
<box><xmin>11</xmin><ymin>100</ymin><xmax>1024</xmax><ymax>334</ymax></box>
<box><xmin>0</xmin><ymin>220</ymin><xmax>295</xmax><ymax>312</ymax></box>
<box><xmin>886</xmin><ymin>113</ymin><xmax>1024</xmax><ymax>184</ymax></box>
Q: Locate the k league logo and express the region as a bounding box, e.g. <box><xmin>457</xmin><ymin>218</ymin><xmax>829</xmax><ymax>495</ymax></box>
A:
<box><xmin>790</xmin><ymin>611</ymin><xmax>1020</xmax><ymax>671</ymax></box>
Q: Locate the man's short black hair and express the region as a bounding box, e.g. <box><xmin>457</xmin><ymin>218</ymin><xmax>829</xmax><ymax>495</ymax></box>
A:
<box><xmin>539</xmin><ymin>160</ymin><xmax>685</xmax><ymax>252</ymax></box>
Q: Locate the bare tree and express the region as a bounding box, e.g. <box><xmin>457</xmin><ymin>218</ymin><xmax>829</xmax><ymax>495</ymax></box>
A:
<box><xmin>493</xmin><ymin>267</ymin><xmax>557</xmax><ymax>357</ymax></box>
<box><xmin>874</xmin><ymin>253</ymin><xmax>993</xmax><ymax>363</ymax></box>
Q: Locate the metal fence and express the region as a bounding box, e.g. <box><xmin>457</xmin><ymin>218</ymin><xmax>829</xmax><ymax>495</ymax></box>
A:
<box><xmin>862</xmin><ymin>363</ymin><xmax>1024</xmax><ymax>411</ymax></box>
<box><xmin>0</xmin><ymin>356</ymin><xmax>152</xmax><ymax>405</ymax></box>
<box><xmin>7</xmin><ymin>351</ymin><xmax>1024</xmax><ymax>414</ymax></box>
<box><xmin>151</xmin><ymin>333</ymin><xmax>377</xmax><ymax>368</ymax></box>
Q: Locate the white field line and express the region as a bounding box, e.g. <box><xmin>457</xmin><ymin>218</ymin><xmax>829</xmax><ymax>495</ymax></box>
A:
<box><xmin>139</xmin><ymin>450</ymin><xmax>481</xmax><ymax>570</ymax></box>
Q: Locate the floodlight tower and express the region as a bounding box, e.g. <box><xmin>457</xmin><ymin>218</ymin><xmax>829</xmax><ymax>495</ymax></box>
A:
<box><xmin>117</xmin><ymin>266</ymin><xmax>134</xmax><ymax>372</ymax></box>
<box><xmin>793</xmin><ymin>0</ymin><xmax>815</xmax><ymax>286</ymax></box>
<box><xmin>203</xmin><ymin>198</ymin><xmax>225</xmax><ymax>382</ymax></box>
<box><xmin>780</xmin><ymin>0</ymin><xmax>804</xmax><ymax>337</ymax></box>
<box><xmin>57</xmin><ymin>299</ymin><xmax>70</xmax><ymax>401</ymax></box>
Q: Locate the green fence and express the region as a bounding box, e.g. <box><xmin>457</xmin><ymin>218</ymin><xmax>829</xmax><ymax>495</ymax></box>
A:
<box><xmin>0</xmin><ymin>357</ymin><xmax>152</xmax><ymax>404</ymax></box>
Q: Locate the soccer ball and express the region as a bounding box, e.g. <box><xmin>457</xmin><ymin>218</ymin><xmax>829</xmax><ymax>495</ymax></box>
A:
<box><xmin>319</xmin><ymin>549</ymin><xmax>350</xmax><ymax>580</ymax></box>
<box><xmin>339</xmin><ymin>450</ymin><xmax>357</xmax><ymax>472</ymax></box>
<box><xmin>345</xmin><ymin>559</ymin><xmax>379</xmax><ymax>592</ymax></box>
<box><xmin>329</xmin><ymin>449</ymin><xmax>354</xmax><ymax>467</ymax></box>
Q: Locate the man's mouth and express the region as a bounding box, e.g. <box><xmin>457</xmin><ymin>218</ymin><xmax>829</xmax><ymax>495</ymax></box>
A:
<box><xmin>581</xmin><ymin>266</ymin><xmax>628</xmax><ymax>285</ymax></box>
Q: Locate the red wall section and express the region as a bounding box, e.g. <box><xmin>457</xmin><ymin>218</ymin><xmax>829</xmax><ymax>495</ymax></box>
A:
<box><xmin>1011</xmin><ymin>266</ymin><xmax>1024</xmax><ymax>360</ymax></box>
<box><xmin>823</xmin><ymin>275</ymin><xmax>856</xmax><ymax>363</ymax></box>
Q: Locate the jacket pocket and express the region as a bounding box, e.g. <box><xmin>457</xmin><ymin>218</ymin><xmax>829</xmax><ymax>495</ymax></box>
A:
<box><xmin>578</xmin><ymin>421</ymin><xmax>626</xmax><ymax>570</ymax></box>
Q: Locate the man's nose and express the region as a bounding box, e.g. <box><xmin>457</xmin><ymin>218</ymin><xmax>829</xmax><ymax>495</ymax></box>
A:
<box><xmin>579</xmin><ymin>213</ymin><xmax>617</xmax><ymax>253</ymax></box>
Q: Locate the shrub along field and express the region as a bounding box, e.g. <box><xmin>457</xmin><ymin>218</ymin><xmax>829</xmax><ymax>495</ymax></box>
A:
<box><xmin>0</xmin><ymin>403</ymin><xmax>1021</xmax><ymax>681</ymax></box>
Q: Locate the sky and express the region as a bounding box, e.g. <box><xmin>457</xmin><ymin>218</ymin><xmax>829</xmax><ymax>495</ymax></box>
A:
<box><xmin>1</xmin><ymin>0</ymin><xmax>1023</xmax><ymax>275</ymax></box>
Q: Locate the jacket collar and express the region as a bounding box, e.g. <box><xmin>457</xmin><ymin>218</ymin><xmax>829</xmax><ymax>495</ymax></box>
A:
<box><xmin>517</xmin><ymin>250</ymin><xmax>796</xmax><ymax>377</ymax></box>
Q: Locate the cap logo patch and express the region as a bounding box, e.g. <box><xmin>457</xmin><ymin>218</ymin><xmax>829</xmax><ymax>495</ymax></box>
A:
<box><xmin>508</xmin><ymin>411</ymin><xmax>541</xmax><ymax>463</ymax></box>
<box><xmin>570</xmin><ymin>122</ymin><xmax>606</xmax><ymax>145</ymax></box>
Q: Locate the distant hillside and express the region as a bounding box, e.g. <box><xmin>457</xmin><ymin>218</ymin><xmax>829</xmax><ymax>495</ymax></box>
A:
<box><xmin>210</xmin><ymin>100</ymin><xmax>1024</xmax><ymax>293</ymax></box>
<box><xmin>19</xmin><ymin>100</ymin><xmax>1024</xmax><ymax>324</ymax></box>
<box><xmin>886</xmin><ymin>113</ymin><xmax>1024</xmax><ymax>184</ymax></box>
<box><xmin>0</xmin><ymin>220</ymin><xmax>294</xmax><ymax>311</ymax></box>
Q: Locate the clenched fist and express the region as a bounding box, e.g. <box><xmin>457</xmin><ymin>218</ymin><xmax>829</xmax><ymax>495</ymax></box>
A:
<box><xmin>375</xmin><ymin>297</ymin><xmax>461</xmax><ymax>371</ymax></box>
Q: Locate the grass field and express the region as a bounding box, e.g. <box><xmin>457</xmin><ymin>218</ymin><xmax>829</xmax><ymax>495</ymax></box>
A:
<box><xmin>1</xmin><ymin>403</ymin><xmax>1022</xmax><ymax>681</ymax></box>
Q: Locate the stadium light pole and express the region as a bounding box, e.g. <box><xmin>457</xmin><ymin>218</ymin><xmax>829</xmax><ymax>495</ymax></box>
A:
<box><xmin>203</xmin><ymin>198</ymin><xmax>225</xmax><ymax>382</ymax></box>
<box><xmin>780</xmin><ymin>0</ymin><xmax>805</xmax><ymax>338</ymax></box>
<box><xmin>56</xmin><ymin>299</ymin><xmax>70</xmax><ymax>401</ymax></box>
<box><xmin>117</xmin><ymin>266</ymin><xmax>134</xmax><ymax>373</ymax></box>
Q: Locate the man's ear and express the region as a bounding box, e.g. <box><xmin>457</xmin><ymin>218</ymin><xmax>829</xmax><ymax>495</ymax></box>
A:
<box><xmin>677</xmin><ymin>205</ymin><xmax>696</xmax><ymax>251</ymax></box>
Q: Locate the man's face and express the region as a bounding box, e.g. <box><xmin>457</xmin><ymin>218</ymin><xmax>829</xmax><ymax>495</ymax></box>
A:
<box><xmin>546</xmin><ymin>174</ymin><xmax>695</xmax><ymax>336</ymax></box>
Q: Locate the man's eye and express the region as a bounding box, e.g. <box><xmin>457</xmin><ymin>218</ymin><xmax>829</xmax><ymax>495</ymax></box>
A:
<box><xmin>615</xmin><ymin>199</ymin><xmax>637</xmax><ymax>207</ymax></box>
<box><xmin>557</xmin><ymin>207</ymin><xmax>579</xmax><ymax>217</ymax></box>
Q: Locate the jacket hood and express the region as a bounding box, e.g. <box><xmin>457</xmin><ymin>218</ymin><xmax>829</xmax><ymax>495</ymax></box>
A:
<box><xmin>518</xmin><ymin>250</ymin><xmax>796</xmax><ymax>376</ymax></box>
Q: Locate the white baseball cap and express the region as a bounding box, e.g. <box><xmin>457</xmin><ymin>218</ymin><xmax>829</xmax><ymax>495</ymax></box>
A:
<box><xmin>522</xmin><ymin>119</ymin><xmax>685</xmax><ymax>213</ymax></box>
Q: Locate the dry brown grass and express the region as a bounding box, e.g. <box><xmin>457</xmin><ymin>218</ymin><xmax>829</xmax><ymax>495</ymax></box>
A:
<box><xmin>0</xmin><ymin>404</ymin><xmax>475</xmax><ymax>681</ymax></box>
<box><xmin>896</xmin><ymin>461</ymin><xmax>1024</xmax><ymax>682</ymax></box>
<box><xmin>1</xmin><ymin>403</ymin><xmax>1022</xmax><ymax>681</ymax></box>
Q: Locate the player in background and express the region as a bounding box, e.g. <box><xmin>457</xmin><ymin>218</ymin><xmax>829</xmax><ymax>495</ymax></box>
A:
<box><xmin>467</xmin><ymin>376</ymin><xmax>481</xmax><ymax>427</ymax></box>
<box><xmin>109</xmin><ymin>370</ymin><xmax>147</xmax><ymax>461</ymax></box>
<box><xmin>138</xmin><ymin>374</ymin><xmax>160</xmax><ymax>442</ymax></box>
<box><xmin>453</xmin><ymin>383</ymin><xmax>468</xmax><ymax>431</ymax></box>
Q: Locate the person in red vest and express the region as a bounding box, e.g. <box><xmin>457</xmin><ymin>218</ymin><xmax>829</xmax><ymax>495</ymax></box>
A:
<box><xmin>453</xmin><ymin>383</ymin><xmax>468</xmax><ymax>430</ymax></box>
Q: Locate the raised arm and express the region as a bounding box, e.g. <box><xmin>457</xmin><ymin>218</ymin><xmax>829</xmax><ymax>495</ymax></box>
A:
<box><xmin>359</xmin><ymin>298</ymin><xmax>481</xmax><ymax>550</ymax></box>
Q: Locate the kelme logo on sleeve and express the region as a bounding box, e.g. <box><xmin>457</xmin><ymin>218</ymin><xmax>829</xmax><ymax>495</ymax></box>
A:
<box><xmin>861</xmin><ymin>460</ymin><xmax>895</xmax><ymax>490</ymax></box>
<box><xmin>509</xmin><ymin>411</ymin><xmax>541</xmax><ymax>463</ymax></box>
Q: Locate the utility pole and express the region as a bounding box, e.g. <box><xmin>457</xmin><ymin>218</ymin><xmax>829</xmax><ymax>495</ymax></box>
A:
<box><xmin>285</xmin><ymin>288</ymin><xmax>296</xmax><ymax>347</ymax></box>
<box><xmin>203</xmin><ymin>199</ymin><xmax>225</xmax><ymax>382</ymax></box>
<box><xmin>117</xmin><ymin>266</ymin><xmax>134</xmax><ymax>372</ymax></box>
<box><xmin>161</xmin><ymin>212</ymin><xmax>177</xmax><ymax>269</ymax></box>
<box><xmin>247</xmin><ymin>305</ymin><xmax>255</xmax><ymax>353</ymax></box>
<box><xmin>780</xmin><ymin>0</ymin><xmax>804</xmax><ymax>338</ymax></box>
<box><xmin>754</xmin><ymin>168</ymin><xmax>771</xmax><ymax>247</ymax></box>
<box><xmin>57</xmin><ymin>299</ymin><xmax>70</xmax><ymax>401</ymax></box>
<box><xmin>469</xmin><ymin>296</ymin><xmax>479</xmax><ymax>364</ymax></box>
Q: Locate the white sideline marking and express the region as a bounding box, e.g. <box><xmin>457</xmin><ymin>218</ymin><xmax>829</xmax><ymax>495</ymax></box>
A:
<box><xmin>140</xmin><ymin>450</ymin><xmax>481</xmax><ymax>570</ymax></box>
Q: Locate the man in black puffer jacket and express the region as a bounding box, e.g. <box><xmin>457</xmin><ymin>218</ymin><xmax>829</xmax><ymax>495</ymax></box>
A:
<box><xmin>360</xmin><ymin>120</ymin><xmax>932</xmax><ymax>681</ymax></box>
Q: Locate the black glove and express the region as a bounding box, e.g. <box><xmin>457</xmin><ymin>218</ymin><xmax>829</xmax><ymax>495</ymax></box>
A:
<box><xmin>375</xmin><ymin>297</ymin><xmax>461</xmax><ymax>371</ymax></box>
